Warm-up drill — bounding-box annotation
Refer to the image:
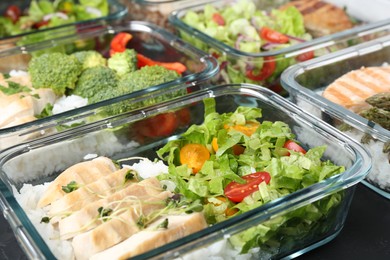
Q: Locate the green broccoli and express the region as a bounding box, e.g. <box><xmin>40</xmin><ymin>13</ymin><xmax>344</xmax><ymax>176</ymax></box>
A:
<box><xmin>72</xmin><ymin>66</ymin><xmax>118</xmax><ymax>101</ymax></box>
<box><xmin>107</xmin><ymin>49</ymin><xmax>138</xmax><ymax>77</ymax></box>
<box><xmin>72</xmin><ymin>50</ymin><xmax>107</xmax><ymax>71</ymax></box>
<box><xmin>28</xmin><ymin>52</ymin><xmax>82</xmax><ymax>95</ymax></box>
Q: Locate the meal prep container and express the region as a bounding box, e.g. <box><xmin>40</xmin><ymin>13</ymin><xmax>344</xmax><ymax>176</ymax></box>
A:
<box><xmin>281</xmin><ymin>35</ymin><xmax>390</xmax><ymax>199</ymax></box>
<box><xmin>0</xmin><ymin>0</ymin><xmax>127</xmax><ymax>48</ymax></box>
<box><xmin>0</xmin><ymin>20</ymin><xmax>218</xmax><ymax>151</ymax></box>
<box><xmin>123</xmin><ymin>0</ymin><xmax>210</xmax><ymax>30</ymax></box>
<box><xmin>0</xmin><ymin>83</ymin><xmax>371</xmax><ymax>259</ymax></box>
<box><xmin>169</xmin><ymin>0</ymin><xmax>390</xmax><ymax>93</ymax></box>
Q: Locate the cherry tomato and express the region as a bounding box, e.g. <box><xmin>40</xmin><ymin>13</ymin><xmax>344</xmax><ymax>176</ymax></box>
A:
<box><xmin>224</xmin><ymin>172</ymin><xmax>271</xmax><ymax>203</ymax></box>
<box><xmin>283</xmin><ymin>140</ymin><xmax>307</xmax><ymax>155</ymax></box>
<box><xmin>180</xmin><ymin>143</ymin><xmax>210</xmax><ymax>174</ymax></box>
<box><xmin>134</xmin><ymin>112</ymin><xmax>178</xmax><ymax>138</ymax></box>
<box><xmin>224</xmin><ymin>120</ymin><xmax>260</xmax><ymax>137</ymax></box>
<box><xmin>212</xmin><ymin>13</ymin><xmax>225</xmax><ymax>26</ymax></box>
<box><xmin>260</xmin><ymin>27</ymin><xmax>289</xmax><ymax>44</ymax></box>
<box><xmin>295</xmin><ymin>50</ymin><xmax>315</xmax><ymax>62</ymax></box>
<box><xmin>246</xmin><ymin>56</ymin><xmax>276</xmax><ymax>81</ymax></box>
<box><xmin>33</xmin><ymin>20</ymin><xmax>50</xmax><ymax>29</ymax></box>
<box><xmin>175</xmin><ymin>108</ymin><xmax>191</xmax><ymax>127</ymax></box>
<box><xmin>5</xmin><ymin>5</ymin><xmax>21</xmax><ymax>24</ymax></box>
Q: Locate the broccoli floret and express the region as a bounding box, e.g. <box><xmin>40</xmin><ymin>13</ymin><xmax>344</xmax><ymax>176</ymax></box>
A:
<box><xmin>72</xmin><ymin>50</ymin><xmax>107</xmax><ymax>71</ymax></box>
<box><xmin>107</xmin><ymin>49</ymin><xmax>138</xmax><ymax>77</ymax></box>
<box><xmin>118</xmin><ymin>65</ymin><xmax>180</xmax><ymax>92</ymax></box>
<box><xmin>28</xmin><ymin>52</ymin><xmax>82</xmax><ymax>95</ymax></box>
<box><xmin>72</xmin><ymin>66</ymin><xmax>118</xmax><ymax>101</ymax></box>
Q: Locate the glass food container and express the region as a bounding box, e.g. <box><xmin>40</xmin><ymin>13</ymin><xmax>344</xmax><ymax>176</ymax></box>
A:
<box><xmin>0</xmin><ymin>0</ymin><xmax>128</xmax><ymax>45</ymax></box>
<box><xmin>169</xmin><ymin>0</ymin><xmax>390</xmax><ymax>93</ymax></box>
<box><xmin>0</xmin><ymin>83</ymin><xmax>371</xmax><ymax>259</ymax></box>
<box><xmin>0</xmin><ymin>20</ymin><xmax>219</xmax><ymax>150</ymax></box>
<box><xmin>281</xmin><ymin>34</ymin><xmax>390</xmax><ymax>199</ymax></box>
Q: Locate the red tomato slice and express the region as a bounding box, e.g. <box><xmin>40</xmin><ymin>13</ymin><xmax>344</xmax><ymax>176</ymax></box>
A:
<box><xmin>212</xmin><ymin>13</ymin><xmax>225</xmax><ymax>26</ymax></box>
<box><xmin>283</xmin><ymin>140</ymin><xmax>307</xmax><ymax>155</ymax></box>
<box><xmin>295</xmin><ymin>50</ymin><xmax>315</xmax><ymax>62</ymax></box>
<box><xmin>135</xmin><ymin>112</ymin><xmax>179</xmax><ymax>138</ymax></box>
<box><xmin>246</xmin><ymin>56</ymin><xmax>276</xmax><ymax>81</ymax></box>
<box><xmin>260</xmin><ymin>27</ymin><xmax>289</xmax><ymax>44</ymax></box>
<box><xmin>175</xmin><ymin>108</ymin><xmax>191</xmax><ymax>127</ymax></box>
<box><xmin>5</xmin><ymin>5</ymin><xmax>21</xmax><ymax>24</ymax></box>
<box><xmin>224</xmin><ymin>172</ymin><xmax>271</xmax><ymax>203</ymax></box>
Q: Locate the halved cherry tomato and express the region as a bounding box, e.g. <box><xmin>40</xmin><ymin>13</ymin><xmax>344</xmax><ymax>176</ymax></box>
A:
<box><xmin>33</xmin><ymin>20</ymin><xmax>50</xmax><ymax>29</ymax></box>
<box><xmin>5</xmin><ymin>5</ymin><xmax>21</xmax><ymax>24</ymax></box>
<box><xmin>212</xmin><ymin>137</ymin><xmax>245</xmax><ymax>155</ymax></box>
<box><xmin>283</xmin><ymin>140</ymin><xmax>307</xmax><ymax>155</ymax></box>
<box><xmin>134</xmin><ymin>112</ymin><xmax>178</xmax><ymax>138</ymax></box>
<box><xmin>180</xmin><ymin>143</ymin><xmax>210</xmax><ymax>174</ymax></box>
<box><xmin>295</xmin><ymin>50</ymin><xmax>315</xmax><ymax>62</ymax></box>
<box><xmin>224</xmin><ymin>171</ymin><xmax>271</xmax><ymax>203</ymax></box>
<box><xmin>224</xmin><ymin>120</ymin><xmax>260</xmax><ymax>136</ymax></box>
<box><xmin>215</xmin><ymin>196</ymin><xmax>238</xmax><ymax>216</ymax></box>
<box><xmin>260</xmin><ymin>27</ymin><xmax>289</xmax><ymax>44</ymax></box>
<box><xmin>212</xmin><ymin>13</ymin><xmax>225</xmax><ymax>26</ymax></box>
<box><xmin>246</xmin><ymin>56</ymin><xmax>276</xmax><ymax>81</ymax></box>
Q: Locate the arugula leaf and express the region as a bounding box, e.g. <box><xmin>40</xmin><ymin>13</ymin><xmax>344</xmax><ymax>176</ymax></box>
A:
<box><xmin>0</xmin><ymin>81</ymin><xmax>31</xmax><ymax>95</ymax></box>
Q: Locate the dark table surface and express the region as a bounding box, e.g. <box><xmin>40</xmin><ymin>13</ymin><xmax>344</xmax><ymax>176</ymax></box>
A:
<box><xmin>0</xmin><ymin>183</ymin><xmax>389</xmax><ymax>260</ymax></box>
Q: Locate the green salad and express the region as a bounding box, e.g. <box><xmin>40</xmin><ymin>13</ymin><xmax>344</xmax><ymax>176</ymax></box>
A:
<box><xmin>180</xmin><ymin>0</ymin><xmax>314</xmax><ymax>91</ymax></box>
<box><xmin>156</xmin><ymin>98</ymin><xmax>345</xmax><ymax>254</ymax></box>
<box><xmin>0</xmin><ymin>0</ymin><xmax>109</xmax><ymax>38</ymax></box>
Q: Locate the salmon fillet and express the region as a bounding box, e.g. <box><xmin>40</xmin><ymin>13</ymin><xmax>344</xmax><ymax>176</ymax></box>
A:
<box><xmin>89</xmin><ymin>213</ymin><xmax>208</xmax><ymax>260</ymax></box>
<box><xmin>37</xmin><ymin>157</ymin><xmax>117</xmax><ymax>208</ymax></box>
<box><xmin>322</xmin><ymin>66</ymin><xmax>390</xmax><ymax>113</ymax></box>
<box><xmin>72</xmin><ymin>191</ymin><xmax>172</xmax><ymax>260</ymax></box>
<box><xmin>279</xmin><ymin>0</ymin><xmax>353</xmax><ymax>37</ymax></box>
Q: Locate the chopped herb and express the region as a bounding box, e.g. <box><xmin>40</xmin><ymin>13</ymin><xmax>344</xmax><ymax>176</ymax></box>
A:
<box><xmin>111</xmin><ymin>159</ymin><xmax>121</xmax><ymax>169</ymax></box>
<box><xmin>35</xmin><ymin>103</ymin><xmax>53</xmax><ymax>119</ymax></box>
<box><xmin>31</xmin><ymin>93</ymin><xmax>41</xmax><ymax>99</ymax></box>
<box><xmin>162</xmin><ymin>184</ymin><xmax>167</xmax><ymax>190</ymax></box>
<box><xmin>3</xmin><ymin>73</ymin><xmax>10</xmax><ymax>79</ymax></box>
<box><xmin>40</xmin><ymin>217</ymin><xmax>50</xmax><ymax>223</ymax></box>
<box><xmin>97</xmin><ymin>207</ymin><xmax>113</xmax><ymax>222</ymax></box>
<box><xmin>137</xmin><ymin>215</ymin><xmax>146</xmax><ymax>228</ymax></box>
<box><xmin>0</xmin><ymin>81</ymin><xmax>31</xmax><ymax>95</ymax></box>
<box><xmin>61</xmin><ymin>181</ymin><xmax>79</xmax><ymax>193</ymax></box>
<box><xmin>156</xmin><ymin>218</ymin><xmax>169</xmax><ymax>230</ymax></box>
<box><xmin>125</xmin><ymin>170</ymin><xmax>136</xmax><ymax>182</ymax></box>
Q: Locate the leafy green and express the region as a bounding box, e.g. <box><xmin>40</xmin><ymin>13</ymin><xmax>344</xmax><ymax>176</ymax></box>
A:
<box><xmin>0</xmin><ymin>82</ymin><xmax>31</xmax><ymax>95</ymax></box>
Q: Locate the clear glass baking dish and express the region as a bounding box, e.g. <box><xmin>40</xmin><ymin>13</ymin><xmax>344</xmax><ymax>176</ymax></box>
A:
<box><xmin>0</xmin><ymin>83</ymin><xmax>371</xmax><ymax>259</ymax></box>
<box><xmin>0</xmin><ymin>0</ymin><xmax>127</xmax><ymax>45</ymax></box>
<box><xmin>0</xmin><ymin>20</ymin><xmax>219</xmax><ymax>150</ymax></box>
<box><xmin>281</xmin><ymin>34</ymin><xmax>390</xmax><ymax>199</ymax></box>
<box><xmin>169</xmin><ymin>0</ymin><xmax>390</xmax><ymax>93</ymax></box>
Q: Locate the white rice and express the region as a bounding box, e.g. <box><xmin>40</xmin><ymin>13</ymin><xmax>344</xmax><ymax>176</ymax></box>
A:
<box><xmin>9</xmin><ymin>70</ymin><xmax>29</xmax><ymax>77</ymax></box>
<box><xmin>52</xmin><ymin>95</ymin><xmax>88</xmax><ymax>115</ymax></box>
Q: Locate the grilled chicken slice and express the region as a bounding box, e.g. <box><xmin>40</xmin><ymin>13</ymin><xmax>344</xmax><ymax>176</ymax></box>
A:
<box><xmin>37</xmin><ymin>157</ymin><xmax>117</xmax><ymax>208</ymax></box>
<box><xmin>58</xmin><ymin>177</ymin><xmax>165</xmax><ymax>239</ymax></box>
<box><xmin>322</xmin><ymin>66</ymin><xmax>390</xmax><ymax>113</ymax></box>
<box><xmin>279</xmin><ymin>0</ymin><xmax>354</xmax><ymax>37</ymax></box>
<box><xmin>89</xmin><ymin>213</ymin><xmax>208</xmax><ymax>260</ymax></box>
<box><xmin>72</xmin><ymin>191</ymin><xmax>172</xmax><ymax>260</ymax></box>
<box><xmin>48</xmin><ymin>168</ymin><xmax>137</xmax><ymax>220</ymax></box>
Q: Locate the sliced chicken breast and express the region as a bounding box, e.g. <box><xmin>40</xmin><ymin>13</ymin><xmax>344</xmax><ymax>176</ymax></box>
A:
<box><xmin>72</xmin><ymin>190</ymin><xmax>172</xmax><ymax>260</ymax></box>
<box><xmin>37</xmin><ymin>157</ymin><xmax>117</xmax><ymax>208</ymax></box>
<box><xmin>58</xmin><ymin>177</ymin><xmax>164</xmax><ymax>239</ymax></box>
<box><xmin>90</xmin><ymin>213</ymin><xmax>207</xmax><ymax>260</ymax></box>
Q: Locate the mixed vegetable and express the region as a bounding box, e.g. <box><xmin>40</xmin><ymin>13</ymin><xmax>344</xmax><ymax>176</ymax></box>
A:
<box><xmin>180</xmin><ymin>0</ymin><xmax>314</xmax><ymax>91</ymax></box>
<box><xmin>155</xmin><ymin>98</ymin><xmax>345</xmax><ymax>254</ymax></box>
<box><xmin>0</xmin><ymin>0</ymin><xmax>110</xmax><ymax>38</ymax></box>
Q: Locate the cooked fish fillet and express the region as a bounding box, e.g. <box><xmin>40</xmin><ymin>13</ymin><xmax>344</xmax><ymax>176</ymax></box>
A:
<box><xmin>37</xmin><ymin>157</ymin><xmax>117</xmax><ymax>208</ymax></box>
<box><xmin>48</xmin><ymin>168</ymin><xmax>137</xmax><ymax>220</ymax></box>
<box><xmin>90</xmin><ymin>213</ymin><xmax>208</xmax><ymax>260</ymax></box>
<box><xmin>72</xmin><ymin>191</ymin><xmax>172</xmax><ymax>260</ymax></box>
<box><xmin>322</xmin><ymin>67</ymin><xmax>390</xmax><ymax>113</ymax></box>
<box><xmin>279</xmin><ymin>0</ymin><xmax>353</xmax><ymax>37</ymax></box>
<box><xmin>58</xmin><ymin>177</ymin><xmax>164</xmax><ymax>239</ymax></box>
